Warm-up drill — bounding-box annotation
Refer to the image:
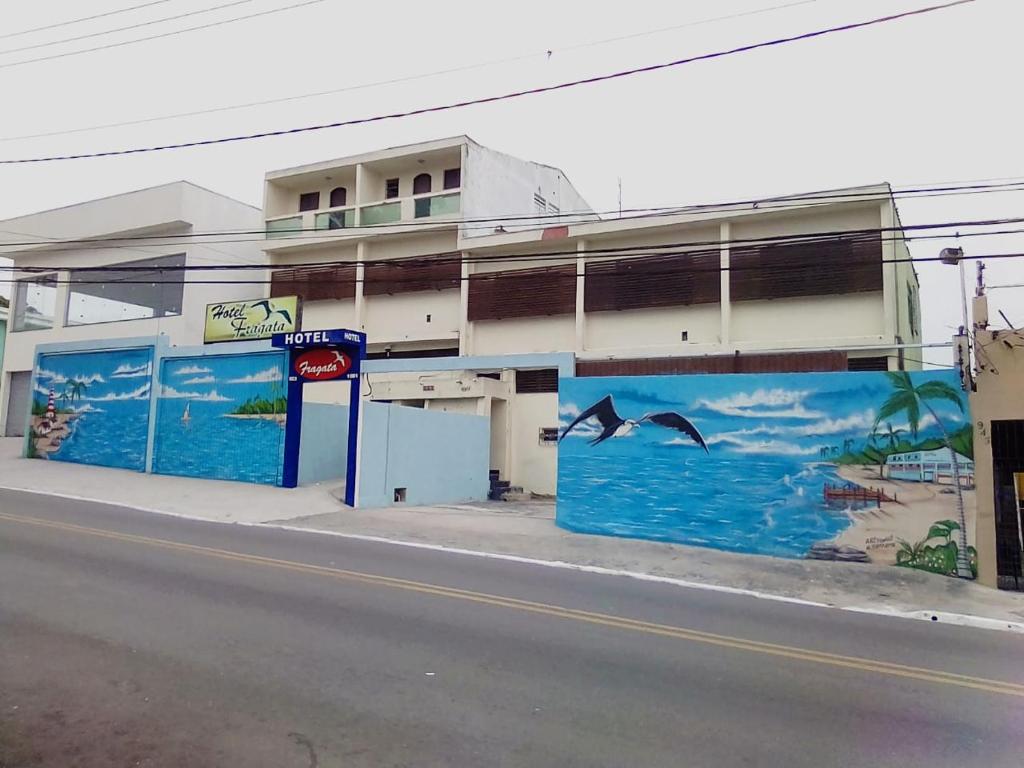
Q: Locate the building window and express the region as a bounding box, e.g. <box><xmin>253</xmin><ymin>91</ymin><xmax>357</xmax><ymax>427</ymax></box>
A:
<box><xmin>12</xmin><ymin>274</ymin><xmax>57</xmax><ymax>331</ymax></box>
<box><xmin>385</xmin><ymin>178</ymin><xmax>400</xmax><ymax>199</ymax></box>
<box><xmin>847</xmin><ymin>356</ymin><xmax>889</xmax><ymax>372</ymax></box>
<box><xmin>515</xmin><ymin>369</ymin><xmax>559</xmax><ymax>393</ymax></box>
<box><xmin>329</xmin><ymin>186</ymin><xmax>347</xmax><ymax>207</ymax></box>
<box><xmin>443</xmin><ymin>168</ymin><xmax>461</xmax><ymax>190</ymax></box>
<box><xmin>413</xmin><ymin>173</ymin><xmax>432</xmax><ymax>195</ymax></box>
<box><xmin>66</xmin><ymin>254</ymin><xmax>186</xmax><ymax>326</ymax></box>
<box><xmin>298</xmin><ymin>192</ymin><xmax>320</xmax><ymax>212</ymax></box>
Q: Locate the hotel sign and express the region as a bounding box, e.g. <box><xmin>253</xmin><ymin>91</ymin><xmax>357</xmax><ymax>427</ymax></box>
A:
<box><xmin>204</xmin><ymin>296</ymin><xmax>300</xmax><ymax>343</ymax></box>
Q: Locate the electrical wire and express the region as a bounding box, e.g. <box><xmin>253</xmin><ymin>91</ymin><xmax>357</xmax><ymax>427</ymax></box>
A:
<box><xmin>0</xmin><ymin>0</ymin><xmax>326</xmax><ymax>72</ymax></box>
<box><xmin>0</xmin><ymin>0</ymin><xmax>255</xmax><ymax>56</ymax></box>
<box><xmin>3</xmin><ymin>214</ymin><xmax>1022</xmax><ymax>273</ymax></box>
<box><xmin>0</xmin><ymin>0</ymin><xmax>824</xmax><ymax>142</ymax></box>
<box><xmin>4</xmin><ymin>249</ymin><xmax>1022</xmax><ymax>286</ymax></box>
<box><xmin>0</xmin><ymin>1</ymin><xmax>175</xmax><ymax>40</ymax></box>
<box><xmin>3</xmin><ymin>179</ymin><xmax>1023</xmax><ymax>252</ymax></box>
<box><xmin>0</xmin><ymin>0</ymin><xmax>976</xmax><ymax>163</ymax></box>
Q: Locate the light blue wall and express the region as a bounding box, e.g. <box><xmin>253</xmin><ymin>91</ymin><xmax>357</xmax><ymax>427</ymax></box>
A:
<box><xmin>298</xmin><ymin>402</ymin><xmax>349</xmax><ymax>485</ymax></box>
<box><xmin>358</xmin><ymin>402</ymin><xmax>489</xmax><ymax>508</ymax></box>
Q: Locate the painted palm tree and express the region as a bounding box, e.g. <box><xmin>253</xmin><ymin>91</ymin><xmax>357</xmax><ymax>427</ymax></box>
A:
<box><xmin>877</xmin><ymin>371</ymin><xmax>971</xmax><ymax>577</ymax></box>
<box><xmin>865</xmin><ymin>425</ymin><xmax>887</xmax><ymax>478</ymax></box>
<box><xmin>68</xmin><ymin>379</ymin><xmax>88</xmax><ymax>403</ymax></box>
<box><xmin>881</xmin><ymin>421</ymin><xmax>905</xmax><ymax>451</ymax></box>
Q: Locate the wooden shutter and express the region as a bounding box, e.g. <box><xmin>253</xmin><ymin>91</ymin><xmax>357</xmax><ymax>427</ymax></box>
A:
<box><xmin>363</xmin><ymin>254</ymin><xmax>460</xmax><ymax>296</ymax></box>
<box><xmin>730</xmin><ymin>235</ymin><xmax>882</xmax><ymax>302</ymax></box>
<box><xmin>584</xmin><ymin>250</ymin><xmax>720</xmax><ymax>312</ymax></box>
<box><xmin>270</xmin><ymin>265</ymin><xmax>355</xmax><ymax>301</ymax></box>
<box><xmin>468</xmin><ymin>264</ymin><xmax>576</xmax><ymax>321</ymax></box>
<box><xmin>515</xmin><ymin>369</ymin><xmax>559</xmax><ymax>393</ymax></box>
<box><xmin>577</xmin><ymin>351</ymin><xmax>847</xmax><ymax>376</ymax></box>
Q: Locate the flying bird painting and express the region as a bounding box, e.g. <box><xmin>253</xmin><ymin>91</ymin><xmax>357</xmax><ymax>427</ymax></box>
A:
<box><xmin>560</xmin><ymin>395</ymin><xmax>709</xmax><ymax>451</ymax></box>
<box><xmin>251</xmin><ymin>300</ymin><xmax>293</xmax><ymax>326</ymax></box>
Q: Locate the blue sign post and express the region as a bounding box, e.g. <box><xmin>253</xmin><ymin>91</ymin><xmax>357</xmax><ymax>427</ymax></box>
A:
<box><xmin>272</xmin><ymin>328</ymin><xmax>367</xmax><ymax>505</ymax></box>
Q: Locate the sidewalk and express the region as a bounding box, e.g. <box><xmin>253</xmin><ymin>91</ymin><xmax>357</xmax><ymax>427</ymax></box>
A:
<box><xmin>2</xmin><ymin>438</ymin><xmax>1022</xmax><ymax>630</ymax></box>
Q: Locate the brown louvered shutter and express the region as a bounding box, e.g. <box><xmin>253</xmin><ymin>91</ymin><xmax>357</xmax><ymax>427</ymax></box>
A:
<box><xmin>730</xmin><ymin>235</ymin><xmax>882</xmax><ymax>301</ymax></box>
<box><xmin>270</xmin><ymin>265</ymin><xmax>355</xmax><ymax>301</ymax></box>
<box><xmin>577</xmin><ymin>351</ymin><xmax>846</xmax><ymax>376</ymax></box>
<box><xmin>584</xmin><ymin>250</ymin><xmax>720</xmax><ymax>312</ymax></box>
<box><xmin>468</xmin><ymin>264</ymin><xmax>576</xmax><ymax>321</ymax></box>
<box><xmin>364</xmin><ymin>254</ymin><xmax>461</xmax><ymax>296</ymax></box>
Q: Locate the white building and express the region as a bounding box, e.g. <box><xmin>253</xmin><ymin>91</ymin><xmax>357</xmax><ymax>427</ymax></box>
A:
<box><xmin>0</xmin><ymin>181</ymin><xmax>265</xmax><ymax>437</ymax></box>
<box><xmin>263</xmin><ymin>136</ymin><xmax>922</xmax><ymax>496</ymax></box>
<box><xmin>886</xmin><ymin>446</ymin><xmax>975</xmax><ymax>486</ymax></box>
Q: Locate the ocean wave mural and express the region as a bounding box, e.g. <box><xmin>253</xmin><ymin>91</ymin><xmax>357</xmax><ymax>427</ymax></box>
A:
<box><xmin>30</xmin><ymin>348</ymin><xmax>154</xmax><ymax>471</ymax></box>
<box><xmin>151</xmin><ymin>352</ymin><xmax>288</xmax><ymax>486</ymax></box>
<box><xmin>557</xmin><ymin>370</ymin><xmax>977</xmax><ymax>577</ymax></box>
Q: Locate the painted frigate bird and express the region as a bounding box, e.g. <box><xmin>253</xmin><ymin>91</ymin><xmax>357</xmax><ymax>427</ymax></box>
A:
<box><xmin>250</xmin><ymin>299</ymin><xmax>293</xmax><ymax>325</ymax></box>
<box><xmin>559</xmin><ymin>395</ymin><xmax>709</xmax><ymax>451</ymax></box>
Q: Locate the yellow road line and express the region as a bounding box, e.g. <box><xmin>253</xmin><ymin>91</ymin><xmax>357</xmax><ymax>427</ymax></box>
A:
<box><xmin>2</xmin><ymin>510</ymin><xmax>1022</xmax><ymax>698</ymax></box>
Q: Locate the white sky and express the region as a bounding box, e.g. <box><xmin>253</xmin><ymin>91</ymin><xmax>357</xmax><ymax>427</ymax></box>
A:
<box><xmin>1</xmin><ymin>0</ymin><xmax>1022</xmax><ymax>364</ymax></box>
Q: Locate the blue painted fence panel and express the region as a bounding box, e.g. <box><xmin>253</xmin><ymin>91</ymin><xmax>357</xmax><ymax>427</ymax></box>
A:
<box><xmin>152</xmin><ymin>351</ymin><xmax>287</xmax><ymax>485</ymax></box>
<box><xmin>30</xmin><ymin>347</ymin><xmax>153</xmax><ymax>471</ymax></box>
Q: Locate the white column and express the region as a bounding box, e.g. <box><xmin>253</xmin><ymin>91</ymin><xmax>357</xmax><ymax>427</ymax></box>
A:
<box><xmin>719</xmin><ymin>222</ymin><xmax>731</xmax><ymax>348</ymax></box>
<box><xmin>880</xmin><ymin>201</ymin><xmax>898</xmax><ymax>347</ymax></box>
<box><xmin>354</xmin><ymin>241</ymin><xmax>367</xmax><ymax>331</ymax></box>
<box><xmin>575</xmin><ymin>240</ymin><xmax>586</xmax><ymax>352</ymax></box>
<box><xmin>459</xmin><ymin>251</ymin><xmax>471</xmax><ymax>355</ymax></box>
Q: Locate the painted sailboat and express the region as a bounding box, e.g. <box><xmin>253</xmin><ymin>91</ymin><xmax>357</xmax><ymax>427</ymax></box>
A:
<box><xmin>182</xmin><ymin>401</ymin><xmax>191</xmax><ymax>424</ymax></box>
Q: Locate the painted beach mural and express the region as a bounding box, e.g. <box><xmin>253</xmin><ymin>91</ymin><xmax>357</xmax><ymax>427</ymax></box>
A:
<box><xmin>151</xmin><ymin>352</ymin><xmax>287</xmax><ymax>486</ymax></box>
<box><xmin>29</xmin><ymin>348</ymin><xmax>153</xmax><ymax>471</ymax></box>
<box><xmin>557</xmin><ymin>370</ymin><xmax>977</xmax><ymax>578</ymax></box>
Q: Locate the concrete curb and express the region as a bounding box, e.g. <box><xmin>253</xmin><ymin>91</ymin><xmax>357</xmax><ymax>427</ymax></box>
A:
<box><xmin>3</xmin><ymin>484</ymin><xmax>1023</xmax><ymax>635</ymax></box>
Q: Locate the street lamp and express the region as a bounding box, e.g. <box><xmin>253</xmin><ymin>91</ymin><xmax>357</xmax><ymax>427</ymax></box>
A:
<box><xmin>939</xmin><ymin>247</ymin><xmax>969</xmax><ymax>335</ymax></box>
<box><xmin>938</xmin><ymin>246</ymin><xmax>974</xmax><ymax>578</ymax></box>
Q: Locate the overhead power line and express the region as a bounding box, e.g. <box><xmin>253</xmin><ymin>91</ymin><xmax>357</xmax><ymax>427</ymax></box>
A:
<box><xmin>1</xmin><ymin>179</ymin><xmax>1022</xmax><ymax>253</ymax></box>
<box><xmin>0</xmin><ymin>0</ymin><xmax>175</xmax><ymax>40</ymax></box>
<box><xmin>3</xmin><ymin>215</ymin><xmax>1022</xmax><ymax>273</ymax></box>
<box><xmin>0</xmin><ymin>0</ymin><xmax>976</xmax><ymax>163</ymax></box>
<box><xmin>2</xmin><ymin>250</ymin><xmax>1021</xmax><ymax>287</ymax></box>
<box><xmin>0</xmin><ymin>0</ymin><xmax>823</xmax><ymax>143</ymax></box>
<box><xmin>0</xmin><ymin>0</ymin><xmax>255</xmax><ymax>56</ymax></box>
<box><xmin>0</xmin><ymin>0</ymin><xmax>326</xmax><ymax>72</ymax></box>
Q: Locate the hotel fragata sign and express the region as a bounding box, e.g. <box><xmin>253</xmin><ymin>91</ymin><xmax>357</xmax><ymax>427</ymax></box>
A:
<box><xmin>203</xmin><ymin>296</ymin><xmax>300</xmax><ymax>343</ymax></box>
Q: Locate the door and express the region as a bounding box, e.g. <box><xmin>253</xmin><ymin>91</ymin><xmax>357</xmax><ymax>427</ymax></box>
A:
<box><xmin>992</xmin><ymin>420</ymin><xmax>1024</xmax><ymax>591</ymax></box>
<box><xmin>4</xmin><ymin>371</ymin><xmax>30</xmax><ymax>437</ymax></box>
<box><xmin>489</xmin><ymin>398</ymin><xmax>509</xmax><ymax>479</ymax></box>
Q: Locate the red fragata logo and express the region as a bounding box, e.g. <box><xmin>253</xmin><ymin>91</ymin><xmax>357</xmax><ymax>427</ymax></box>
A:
<box><xmin>294</xmin><ymin>349</ymin><xmax>351</xmax><ymax>381</ymax></box>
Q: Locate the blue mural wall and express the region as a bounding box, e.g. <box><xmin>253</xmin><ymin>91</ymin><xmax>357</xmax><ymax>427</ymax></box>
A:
<box><xmin>557</xmin><ymin>370</ymin><xmax>977</xmax><ymax>576</ymax></box>
<box><xmin>30</xmin><ymin>347</ymin><xmax>154</xmax><ymax>471</ymax></box>
<box><xmin>152</xmin><ymin>352</ymin><xmax>287</xmax><ymax>486</ymax></box>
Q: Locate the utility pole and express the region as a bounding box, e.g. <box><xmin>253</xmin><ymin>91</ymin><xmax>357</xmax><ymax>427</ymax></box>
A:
<box><xmin>940</xmin><ymin>246</ymin><xmax>974</xmax><ymax>579</ymax></box>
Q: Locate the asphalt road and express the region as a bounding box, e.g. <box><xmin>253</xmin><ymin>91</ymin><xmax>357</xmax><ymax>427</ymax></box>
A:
<box><xmin>1</xmin><ymin>488</ymin><xmax>1022</xmax><ymax>768</ymax></box>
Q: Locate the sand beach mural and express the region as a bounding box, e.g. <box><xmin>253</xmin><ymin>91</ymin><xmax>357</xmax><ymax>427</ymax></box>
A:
<box><xmin>29</xmin><ymin>348</ymin><xmax>154</xmax><ymax>471</ymax></box>
<box><xmin>151</xmin><ymin>352</ymin><xmax>288</xmax><ymax>485</ymax></box>
<box><xmin>557</xmin><ymin>370</ymin><xmax>977</xmax><ymax>578</ymax></box>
